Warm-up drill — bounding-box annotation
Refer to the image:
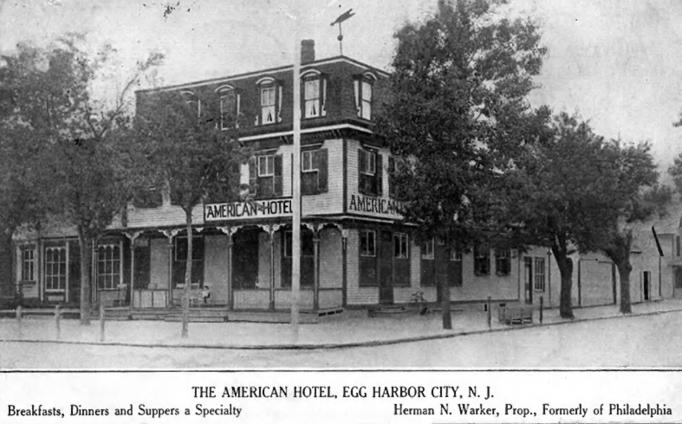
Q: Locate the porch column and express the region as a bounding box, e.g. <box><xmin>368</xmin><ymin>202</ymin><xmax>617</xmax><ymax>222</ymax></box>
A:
<box><xmin>259</xmin><ymin>224</ymin><xmax>282</xmax><ymax>311</ymax></box>
<box><xmin>218</xmin><ymin>226</ymin><xmax>239</xmax><ymax>310</ymax></box>
<box><xmin>124</xmin><ymin>231</ymin><xmax>142</xmax><ymax>310</ymax></box>
<box><xmin>313</xmin><ymin>231</ymin><xmax>320</xmax><ymax>311</ymax></box>
<box><xmin>341</xmin><ymin>228</ymin><xmax>349</xmax><ymax>307</ymax></box>
<box><xmin>160</xmin><ymin>229</ymin><xmax>181</xmax><ymax>306</ymax></box>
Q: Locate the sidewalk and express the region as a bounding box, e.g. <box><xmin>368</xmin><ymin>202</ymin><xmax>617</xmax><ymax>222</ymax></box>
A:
<box><xmin>1</xmin><ymin>299</ymin><xmax>681</xmax><ymax>350</ymax></box>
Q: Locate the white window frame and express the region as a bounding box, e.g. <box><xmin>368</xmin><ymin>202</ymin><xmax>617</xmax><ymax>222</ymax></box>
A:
<box><xmin>361</xmin><ymin>80</ymin><xmax>373</xmax><ymax>120</ymax></box>
<box><xmin>97</xmin><ymin>243</ymin><xmax>122</xmax><ymax>290</ymax></box>
<box><xmin>302</xmin><ymin>150</ymin><xmax>317</xmax><ymax>172</ymax></box>
<box><xmin>303</xmin><ymin>77</ymin><xmax>321</xmax><ymax>118</ymax></box>
<box><xmin>360</xmin><ymin>229</ymin><xmax>376</xmax><ymax>257</ymax></box>
<box><xmin>257</xmin><ymin>155</ymin><xmax>275</xmax><ymax>177</ymax></box>
<box><xmin>360</xmin><ymin>149</ymin><xmax>376</xmax><ymax>176</ymax></box>
<box><xmin>394</xmin><ymin>233</ymin><xmax>409</xmax><ymax>259</ymax></box>
<box><xmin>44</xmin><ymin>246</ymin><xmax>66</xmax><ymax>292</ymax></box>
<box><xmin>219</xmin><ymin>90</ymin><xmax>240</xmax><ymax>130</ymax></box>
<box><xmin>450</xmin><ymin>247</ymin><xmax>462</xmax><ymax>262</ymax></box>
<box><xmin>20</xmin><ymin>246</ymin><xmax>36</xmax><ymax>282</ymax></box>
<box><xmin>495</xmin><ymin>248</ymin><xmax>511</xmax><ymax>276</ymax></box>
<box><xmin>534</xmin><ymin>257</ymin><xmax>546</xmax><ymax>291</ymax></box>
<box><xmin>260</xmin><ymin>84</ymin><xmax>276</xmax><ymax>125</ymax></box>
<box><xmin>421</xmin><ymin>238</ymin><xmax>434</xmax><ymax>260</ymax></box>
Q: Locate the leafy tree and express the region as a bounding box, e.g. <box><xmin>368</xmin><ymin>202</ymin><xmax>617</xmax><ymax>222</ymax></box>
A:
<box><xmin>378</xmin><ymin>0</ymin><xmax>546</xmax><ymax>328</ymax></box>
<box><xmin>601</xmin><ymin>141</ymin><xmax>670</xmax><ymax>313</ymax></box>
<box><xmin>135</xmin><ymin>90</ymin><xmax>246</xmax><ymax>338</ymax></box>
<box><xmin>514</xmin><ymin>113</ymin><xmax>620</xmax><ymax>318</ymax></box>
<box><xmin>0</xmin><ymin>35</ymin><xmax>161</xmax><ymax>323</ymax></box>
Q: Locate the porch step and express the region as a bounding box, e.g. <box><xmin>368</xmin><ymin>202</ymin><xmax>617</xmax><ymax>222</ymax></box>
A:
<box><xmin>367</xmin><ymin>305</ymin><xmax>411</xmax><ymax>317</ymax></box>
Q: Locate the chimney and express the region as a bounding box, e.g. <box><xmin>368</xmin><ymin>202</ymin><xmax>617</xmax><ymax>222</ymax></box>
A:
<box><xmin>301</xmin><ymin>39</ymin><xmax>315</xmax><ymax>64</ymax></box>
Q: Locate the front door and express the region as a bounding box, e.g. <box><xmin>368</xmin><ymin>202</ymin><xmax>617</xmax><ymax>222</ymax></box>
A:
<box><xmin>378</xmin><ymin>230</ymin><xmax>394</xmax><ymax>304</ymax></box>
<box><xmin>524</xmin><ymin>257</ymin><xmax>533</xmax><ymax>304</ymax></box>
<box><xmin>643</xmin><ymin>271</ymin><xmax>650</xmax><ymax>301</ymax></box>
<box><xmin>232</xmin><ymin>229</ymin><xmax>259</xmax><ymax>290</ymax></box>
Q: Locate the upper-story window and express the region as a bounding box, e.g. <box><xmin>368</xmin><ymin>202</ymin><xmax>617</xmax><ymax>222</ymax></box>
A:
<box><xmin>474</xmin><ymin>243</ymin><xmax>490</xmax><ymax>276</ymax></box>
<box><xmin>301</xmin><ymin>71</ymin><xmax>327</xmax><ymax>119</ymax></box>
<box><xmin>249</xmin><ymin>152</ymin><xmax>282</xmax><ymax>198</ymax></box>
<box><xmin>181</xmin><ymin>90</ymin><xmax>200</xmax><ymax>120</ymax></box>
<box><xmin>354</xmin><ymin>72</ymin><xmax>376</xmax><ymax>120</ymax></box>
<box><xmin>301</xmin><ymin>148</ymin><xmax>328</xmax><ymax>195</ymax></box>
<box><xmin>256</xmin><ymin>77</ymin><xmax>282</xmax><ymax>126</ymax></box>
<box><xmin>216</xmin><ymin>85</ymin><xmax>240</xmax><ymax>130</ymax></box>
<box><xmin>358</xmin><ymin>148</ymin><xmax>382</xmax><ymax>196</ymax></box>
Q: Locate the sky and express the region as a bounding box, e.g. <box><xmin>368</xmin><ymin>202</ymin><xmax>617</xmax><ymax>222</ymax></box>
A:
<box><xmin>1</xmin><ymin>0</ymin><xmax>682</xmax><ymax>170</ymax></box>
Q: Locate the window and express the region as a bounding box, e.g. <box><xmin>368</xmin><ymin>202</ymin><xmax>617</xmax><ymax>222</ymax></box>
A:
<box><xmin>360</xmin><ymin>230</ymin><xmax>376</xmax><ymax>257</ymax></box>
<box><xmin>361</xmin><ymin>80</ymin><xmax>372</xmax><ymax>120</ymax></box>
<box><xmin>474</xmin><ymin>244</ymin><xmax>490</xmax><ymax>276</ymax></box>
<box><xmin>421</xmin><ymin>239</ymin><xmax>434</xmax><ymax>260</ymax></box>
<box><xmin>495</xmin><ymin>248</ymin><xmax>511</xmax><ymax>276</ymax></box>
<box><xmin>360</xmin><ymin>149</ymin><xmax>376</xmax><ymax>175</ymax></box>
<box><xmin>534</xmin><ymin>257</ymin><xmax>546</xmax><ymax>291</ymax></box>
<box><xmin>354</xmin><ymin>74</ymin><xmax>376</xmax><ymax>120</ymax></box>
<box><xmin>218</xmin><ymin>88</ymin><xmax>240</xmax><ymax>130</ymax></box>
<box><xmin>258</xmin><ymin>155</ymin><xmax>275</xmax><ymax>177</ymax></box>
<box><xmin>97</xmin><ymin>243</ymin><xmax>121</xmax><ymax>290</ymax></box>
<box><xmin>394</xmin><ymin>233</ymin><xmax>409</xmax><ymax>259</ymax></box>
<box><xmin>304</xmin><ymin>78</ymin><xmax>320</xmax><ymax>118</ymax></box>
<box><xmin>358</xmin><ymin>148</ymin><xmax>382</xmax><ymax>196</ymax></box>
<box><xmin>677</xmin><ymin>235</ymin><xmax>680</xmax><ymax>257</ymax></box>
<box><xmin>301</xmin><ymin>149</ymin><xmax>328</xmax><ymax>195</ymax></box>
<box><xmin>20</xmin><ymin>246</ymin><xmax>36</xmax><ymax>282</ymax></box>
<box><xmin>302</xmin><ymin>150</ymin><xmax>315</xmax><ymax>172</ymax></box>
<box><xmin>44</xmin><ymin>246</ymin><xmax>66</xmax><ymax>292</ymax></box>
<box><xmin>181</xmin><ymin>91</ymin><xmax>200</xmax><ymax>120</ymax></box>
<box><xmin>173</xmin><ymin>237</ymin><xmax>204</xmax><ymax>288</ymax></box>
<box><xmin>450</xmin><ymin>248</ymin><xmax>462</xmax><ymax>261</ymax></box>
<box><xmin>260</xmin><ymin>85</ymin><xmax>276</xmax><ymax>124</ymax></box>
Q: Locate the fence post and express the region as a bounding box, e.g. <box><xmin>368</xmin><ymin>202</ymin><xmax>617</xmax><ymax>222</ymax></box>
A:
<box><xmin>16</xmin><ymin>305</ymin><xmax>22</xmax><ymax>337</ymax></box>
<box><xmin>99</xmin><ymin>302</ymin><xmax>105</xmax><ymax>342</ymax></box>
<box><xmin>486</xmin><ymin>296</ymin><xmax>492</xmax><ymax>329</ymax></box>
<box><xmin>55</xmin><ymin>304</ymin><xmax>61</xmax><ymax>340</ymax></box>
<box><xmin>539</xmin><ymin>295</ymin><xmax>544</xmax><ymax>324</ymax></box>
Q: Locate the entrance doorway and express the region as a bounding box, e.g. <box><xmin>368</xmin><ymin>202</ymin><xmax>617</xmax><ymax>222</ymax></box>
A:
<box><xmin>643</xmin><ymin>270</ymin><xmax>651</xmax><ymax>301</ymax></box>
<box><xmin>232</xmin><ymin>229</ymin><xmax>259</xmax><ymax>290</ymax></box>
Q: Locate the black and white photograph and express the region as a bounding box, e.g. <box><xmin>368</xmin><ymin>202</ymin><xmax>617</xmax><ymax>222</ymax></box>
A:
<box><xmin>2</xmin><ymin>0</ymin><xmax>682</xmax><ymax>421</ymax></box>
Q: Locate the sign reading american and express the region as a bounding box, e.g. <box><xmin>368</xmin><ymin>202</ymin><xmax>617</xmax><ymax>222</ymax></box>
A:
<box><xmin>204</xmin><ymin>198</ymin><xmax>292</xmax><ymax>221</ymax></box>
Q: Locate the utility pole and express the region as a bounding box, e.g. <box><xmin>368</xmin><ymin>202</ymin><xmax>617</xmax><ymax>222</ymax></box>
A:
<box><xmin>291</xmin><ymin>38</ymin><xmax>302</xmax><ymax>341</ymax></box>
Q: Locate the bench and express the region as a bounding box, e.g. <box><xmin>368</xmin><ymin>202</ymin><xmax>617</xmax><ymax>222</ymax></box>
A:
<box><xmin>498</xmin><ymin>304</ymin><xmax>533</xmax><ymax>324</ymax></box>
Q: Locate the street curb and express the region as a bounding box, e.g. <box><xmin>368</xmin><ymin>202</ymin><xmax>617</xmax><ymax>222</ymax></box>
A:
<box><xmin>2</xmin><ymin>306</ymin><xmax>682</xmax><ymax>351</ymax></box>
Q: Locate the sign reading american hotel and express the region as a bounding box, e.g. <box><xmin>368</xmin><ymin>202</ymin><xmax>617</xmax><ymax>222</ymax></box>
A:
<box><xmin>204</xmin><ymin>198</ymin><xmax>292</xmax><ymax>221</ymax></box>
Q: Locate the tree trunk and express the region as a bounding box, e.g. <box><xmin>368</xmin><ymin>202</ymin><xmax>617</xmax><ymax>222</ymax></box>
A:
<box><xmin>616</xmin><ymin>261</ymin><xmax>632</xmax><ymax>314</ymax></box>
<box><xmin>440</xmin><ymin>277</ymin><xmax>452</xmax><ymax>330</ymax></box>
<box><xmin>0</xmin><ymin>231</ymin><xmax>14</xmax><ymax>299</ymax></box>
<box><xmin>78</xmin><ymin>231</ymin><xmax>92</xmax><ymax>325</ymax></box>
<box><xmin>181</xmin><ymin>208</ymin><xmax>192</xmax><ymax>338</ymax></box>
<box><xmin>552</xmin><ymin>246</ymin><xmax>574</xmax><ymax>319</ymax></box>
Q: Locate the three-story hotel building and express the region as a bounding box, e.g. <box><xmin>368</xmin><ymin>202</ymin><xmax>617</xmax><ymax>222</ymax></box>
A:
<box><xmin>11</xmin><ymin>41</ymin><xmax>678</xmax><ymax>314</ymax></box>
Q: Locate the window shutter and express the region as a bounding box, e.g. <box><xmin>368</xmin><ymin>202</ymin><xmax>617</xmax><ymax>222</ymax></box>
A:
<box><xmin>376</xmin><ymin>153</ymin><xmax>383</xmax><ymax>196</ymax></box>
<box><xmin>353</xmin><ymin>79</ymin><xmax>361</xmax><ymax>116</ymax></box>
<box><xmin>274</xmin><ymin>154</ymin><xmax>283</xmax><ymax>196</ymax></box>
<box><xmin>316</xmin><ymin>148</ymin><xmax>328</xmax><ymax>193</ymax></box>
<box><xmin>254</xmin><ymin>85</ymin><xmax>261</xmax><ymax>126</ymax></box>
<box><xmin>276</xmin><ymin>81</ymin><xmax>283</xmax><ymax>123</ymax></box>
<box><xmin>388</xmin><ymin>156</ymin><xmax>395</xmax><ymax>198</ymax></box>
<box><xmin>248</xmin><ymin>157</ymin><xmax>257</xmax><ymax>195</ymax></box>
<box><xmin>358</xmin><ymin>148</ymin><xmax>366</xmax><ymax>194</ymax></box>
<box><xmin>321</xmin><ymin>75</ymin><xmax>328</xmax><ymax>117</ymax></box>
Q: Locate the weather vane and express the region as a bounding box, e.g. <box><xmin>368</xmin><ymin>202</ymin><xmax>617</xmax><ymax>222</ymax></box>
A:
<box><xmin>330</xmin><ymin>8</ymin><xmax>355</xmax><ymax>56</ymax></box>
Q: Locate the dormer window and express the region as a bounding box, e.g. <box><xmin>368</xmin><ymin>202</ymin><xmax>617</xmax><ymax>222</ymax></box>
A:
<box><xmin>256</xmin><ymin>77</ymin><xmax>282</xmax><ymax>126</ymax></box>
<box><xmin>301</xmin><ymin>70</ymin><xmax>327</xmax><ymax>119</ymax></box>
<box><xmin>216</xmin><ymin>85</ymin><xmax>240</xmax><ymax>130</ymax></box>
<box><xmin>354</xmin><ymin>72</ymin><xmax>376</xmax><ymax>121</ymax></box>
<box><xmin>180</xmin><ymin>90</ymin><xmax>200</xmax><ymax>120</ymax></box>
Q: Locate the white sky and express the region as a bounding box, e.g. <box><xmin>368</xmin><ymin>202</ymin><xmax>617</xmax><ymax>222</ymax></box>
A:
<box><xmin>2</xmin><ymin>0</ymin><xmax>682</xmax><ymax>169</ymax></box>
